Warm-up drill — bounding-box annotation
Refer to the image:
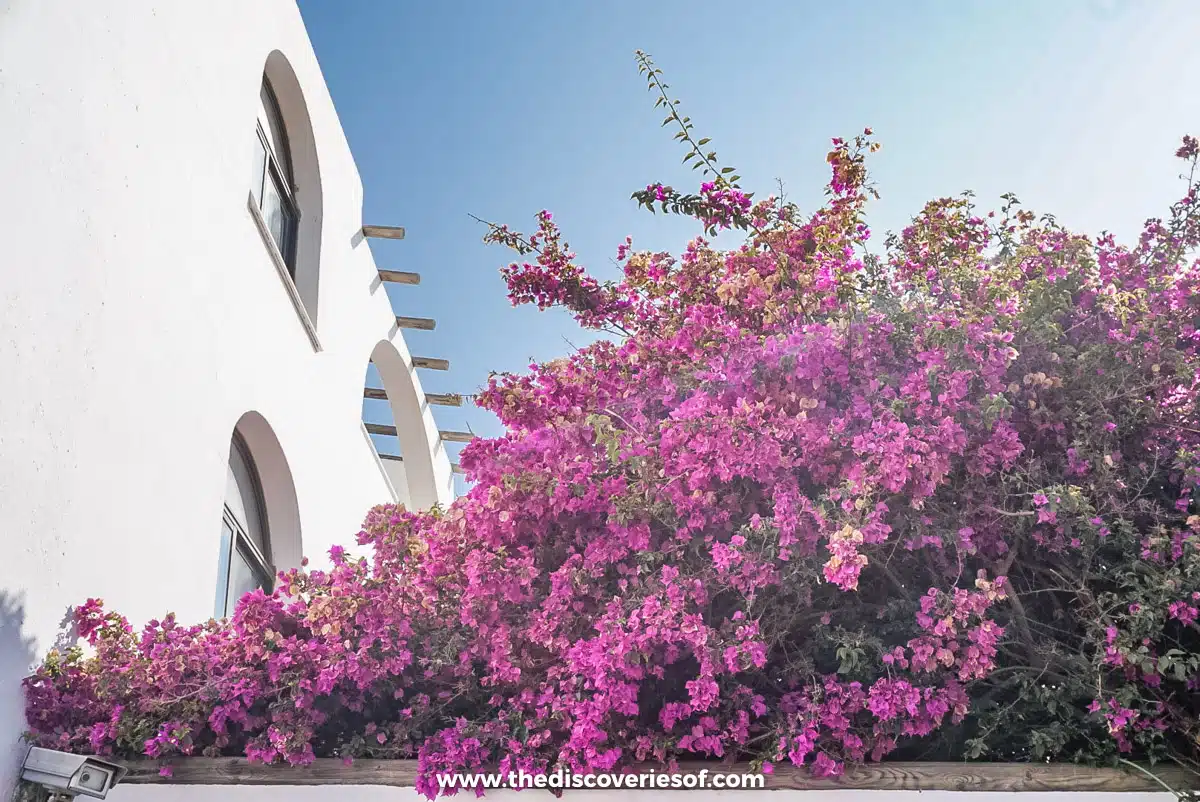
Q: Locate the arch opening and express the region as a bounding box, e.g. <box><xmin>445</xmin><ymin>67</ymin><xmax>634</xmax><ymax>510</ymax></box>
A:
<box><xmin>363</xmin><ymin>359</ymin><xmax>410</xmax><ymax>509</ymax></box>
<box><xmin>366</xmin><ymin>341</ymin><xmax>447</xmax><ymax>510</ymax></box>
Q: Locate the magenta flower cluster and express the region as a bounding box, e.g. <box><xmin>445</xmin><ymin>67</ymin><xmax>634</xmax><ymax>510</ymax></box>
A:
<box><xmin>23</xmin><ymin>128</ymin><xmax>1200</xmax><ymax>794</ymax></box>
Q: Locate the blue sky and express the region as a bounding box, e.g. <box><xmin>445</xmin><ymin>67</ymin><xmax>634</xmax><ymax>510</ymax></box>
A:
<box><xmin>296</xmin><ymin>0</ymin><xmax>1200</xmax><ymax>493</ymax></box>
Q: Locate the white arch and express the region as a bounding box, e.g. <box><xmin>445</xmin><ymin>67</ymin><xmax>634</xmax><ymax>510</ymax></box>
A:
<box><xmin>230</xmin><ymin>410</ymin><xmax>303</xmax><ymax>572</ymax></box>
<box><xmin>259</xmin><ymin>49</ymin><xmax>323</xmax><ymax>326</ymax></box>
<box><xmin>370</xmin><ymin>339</ymin><xmax>454</xmax><ymax>510</ymax></box>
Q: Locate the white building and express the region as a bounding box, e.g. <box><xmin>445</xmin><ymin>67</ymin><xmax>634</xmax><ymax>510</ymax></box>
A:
<box><xmin>0</xmin><ymin>1</ymin><xmax>457</xmax><ymax>794</ymax></box>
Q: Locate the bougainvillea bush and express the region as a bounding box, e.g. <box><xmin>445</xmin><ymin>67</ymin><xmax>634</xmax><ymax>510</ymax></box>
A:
<box><xmin>24</xmin><ymin>53</ymin><xmax>1200</xmax><ymax>796</ymax></box>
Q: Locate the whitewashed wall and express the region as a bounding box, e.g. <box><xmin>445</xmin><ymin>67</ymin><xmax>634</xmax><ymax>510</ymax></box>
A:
<box><xmin>0</xmin><ymin>0</ymin><xmax>453</xmax><ymax>794</ymax></box>
<box><xmin>106</xmin><ymin>788</ymin><xmax>1179</xmax><ymax>802</ymax></box>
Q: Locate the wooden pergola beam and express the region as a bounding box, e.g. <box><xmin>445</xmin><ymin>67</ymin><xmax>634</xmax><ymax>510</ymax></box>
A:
<box><xmin>395</xmin><ymin>316</ymin><xmax>436</xmax><ymax>331</ymax></box>
<box><xmin>370</xmin><ymin>356</ymin><xmax>449</xmax><ymax>371</ymax></box>
<box><xmin>412</xmin><ymin>356</ymin><xmax>449</xmax><ymax>371</ymax></box>
<box><xmin>364</xmin><ymin>389</ymin><xmax>465</xmax><ymax>407</ymax></box>
<box><xmin>452</xmin><ymin>463</ymin><xmax>465</xmax><ymax>475</ymax></box>
<box><xmin>370</xmin><ymin>424</ymin><xmax>473</xmax><ymax>443</ymax></box>
<box><xmin>378</xmin><ymin>453</ymin><xmax>403</xmax><ymax>463</ymax></box>
<box><xmin>378</xmin><ymin>269</ymin><xmax>420</xmax><ymax>285</ymax></box>
<box><xmin>361</xmin><ymin>225</ymin><xmax>405</xmax><ymax>240</ymax></box>
<box><xmin>113</xmin><ymin>758</ymin><xmax>1197</xmax><ymax>791</ymax></box>
<box><xmin>425</xmin><ymin>392</ymin><xmax>464</xmax><ymax>407</ymax></box>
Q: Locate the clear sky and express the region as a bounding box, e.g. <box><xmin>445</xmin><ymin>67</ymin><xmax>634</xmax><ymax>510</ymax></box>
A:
<box><xmin>296</xmin><ymin>0</ymin><xmax>1200</xmax><ymax>493</ymax></box>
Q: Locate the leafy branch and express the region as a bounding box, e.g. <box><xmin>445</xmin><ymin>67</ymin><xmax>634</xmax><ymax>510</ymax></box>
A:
<box><xmin>629</xmin><ymin>50</ymin><xmax>756</xmax><ymax>237</ymax></box>
<box><xmin>636</xmin><ymin>50</ymin><xmax>742</xmax><ymax>187</ymax></box>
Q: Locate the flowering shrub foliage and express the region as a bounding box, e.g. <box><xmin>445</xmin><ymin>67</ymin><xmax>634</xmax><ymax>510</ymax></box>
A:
<box><xmin>23</xmin><ymin>53</ymin><xmax>1200</xmax><ymax>794</ymax></box>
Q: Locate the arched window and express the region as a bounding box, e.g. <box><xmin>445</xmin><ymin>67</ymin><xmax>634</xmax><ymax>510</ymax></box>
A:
<box><xmin>247</xmin><ymin>52</ymin><xmax>324</xmax><ymax>341</ymax></box>
<box><xmin>250</xmin><ymin>77</ymin><xmax>298</xmax><ymax>275</ymax></box>
<box><xmin>216</xmin><ymin>433</ymin><xmax>274</xmax><ymax>617</ymax></box>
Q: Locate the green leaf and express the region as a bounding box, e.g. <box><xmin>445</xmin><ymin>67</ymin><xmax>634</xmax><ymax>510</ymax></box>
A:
<box><xmin>697</xmin><ymin>138</ymin><xmax>710</xmax><ymax>146</ymax></box>
<box><xmin>964</xmin><ymin>738</ymin><xmax>988</xmax><ymax>760</ymax></box>
<box><xmin>721</xmin><ymin>167</ymin><xmax>735</xmax><ymax>174</ymax></box>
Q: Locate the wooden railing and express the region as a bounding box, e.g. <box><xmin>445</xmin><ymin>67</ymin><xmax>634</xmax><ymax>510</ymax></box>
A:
<box><xmin>113</xmin><ymin>759</ymin><xmax>1196</xmax><ymax>792</ymax></box>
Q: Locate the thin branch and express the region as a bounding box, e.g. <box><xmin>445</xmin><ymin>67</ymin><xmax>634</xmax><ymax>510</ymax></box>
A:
<box><xmin>1117</xmin><ymin>758</ymin><xmax>1197</xmax><ymax>801</ymax></box>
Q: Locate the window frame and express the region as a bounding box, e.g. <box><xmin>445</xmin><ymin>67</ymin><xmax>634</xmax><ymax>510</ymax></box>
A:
<box><xmin>215</xmin><ymin>435</ymin><xmax>275</xmax><ymax>618</ymax></box>
<box><xmin>251</xmin><ymin>79</ymin><xmax>300</xmax><ymax>276</ymax></box>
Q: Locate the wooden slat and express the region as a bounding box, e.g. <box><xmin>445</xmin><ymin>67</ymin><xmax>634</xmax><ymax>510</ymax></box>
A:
<box><xmin>440</xmin><ymin>430</ymin><xmax>474</xmax><ymax>443</ymax></box>
<box><xmin>378</xmin><ymin>269</ymin><xmax>420</xmax><ymax>285</ymax></box>
<box><xmin>452</xmin><ymin>463</ymin><xmax>465</xmax><ymax>475</ymax></box>
<box><xmin>378</xmin><ymin>453</ymin><xmax>403</xmax><ymax>463</ymax></box>
<box><xmin>368</xmin><ymin>390</ymin><xmax>466</xmax><ymax>408</ymax></box>
<box><xmin>362</xmin><ymin>225</ymin><xmax>405</xmax><ymax>240</ymax></box>
<box><xmin>372</xmin><ymin>356</ymin><xmax>449</xmax><ymax>371</ymax></box>
<box><xmin>395</xmin><ymin>316</ymin><xmax>436</xmax><ymax>331</ymax></box>
<box><xmin>114</xmin><ymin>759</ymin><xmax>1198</xmax><ymax>791</ymax></box>
<box><xmin>426</xmin><ymin>392</ymin><xmax>464</xmax><ymax>407</ymax></box>
<box><xmin>364</xmin><ymin>422</ymin><xmax>397</xmax><ymax>437</ymax></box>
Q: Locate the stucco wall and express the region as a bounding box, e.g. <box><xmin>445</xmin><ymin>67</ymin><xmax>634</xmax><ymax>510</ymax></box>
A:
<box><xmin>104</xmin><ymin>788</ymin><xmax>1180</xmax><ymax>802</ymax></box>
<box><xmin>0</xmin><ymin>0</ymin><xmax>453</xmax><ymax>793</ymax></box>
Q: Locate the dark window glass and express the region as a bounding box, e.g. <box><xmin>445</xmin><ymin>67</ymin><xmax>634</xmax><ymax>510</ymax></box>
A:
<box><xmin>218</xmin><ymin>437</ymin><xmax>273</xmax><ymax>617</ymax></box>
<box><xmin>252</xmin><ymin>78</ymin><xmax>298</xmax><ymax>275</ymax></box>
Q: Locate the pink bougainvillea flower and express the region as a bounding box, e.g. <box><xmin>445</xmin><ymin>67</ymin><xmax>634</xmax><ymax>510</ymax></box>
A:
<box><xmin>20</xmin><ymin>57</ymin><xmax>1200</xmax><ymax>797</ymax></box>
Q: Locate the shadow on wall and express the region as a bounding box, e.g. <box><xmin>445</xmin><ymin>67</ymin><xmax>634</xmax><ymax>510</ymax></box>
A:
<box><xmin>0</xmin><ymin>591</ymin><xmax>38</xmax><ymax>798</ymax></box>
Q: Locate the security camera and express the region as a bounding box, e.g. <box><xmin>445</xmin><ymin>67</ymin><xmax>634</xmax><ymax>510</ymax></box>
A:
<box><xmin>19</xmin><ymin>747</ymin><xmax>127</xmax><ymax>800</ymax></box>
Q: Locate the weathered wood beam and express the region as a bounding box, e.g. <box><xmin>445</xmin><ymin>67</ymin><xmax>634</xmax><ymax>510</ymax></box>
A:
<box><xmin>369</xmin><ymin>424</ymin><xmax>475</xmax><ymax>443</ymax></box>
<box><xmin>452</xmin><ymin>463</ymin><xmax>465</xmax><ymax>475</ymax></box>
<box><xmin>378</xmin><ymin>453</ymin><xmax>403</xmax><ymax>463</ymax></box>
<box><xmin>365</xmin><ymin>389</ymin><xmax>464</xmax><ymax>407</ymax></box>
<box><xmin>378</xmin><ymin>269</ymin><xmax>421</xmax><ymax>285</ymax></box>
<box><xmin>361</xmin><ymin>225</ymin><xmax>405</xmax><ymax>240</ymax></box>
<box><xmin>114</xmin><ymin>759</ymin><xmax>1198</xmax><ymax>791</ymax></box>
<box><xmin>412</xmin><ymin>356</ymin><xmax>449</xmax><ymax>371</ymax></box>
<box><xmin>395</xmin><ymin>316</ymin><xmax>436</xmax><ymax>331</ymax></box>
<box><xmin>426</xmin><ymin>392</ymin><xmax>464</xmax><ymax>407</ymax></box>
